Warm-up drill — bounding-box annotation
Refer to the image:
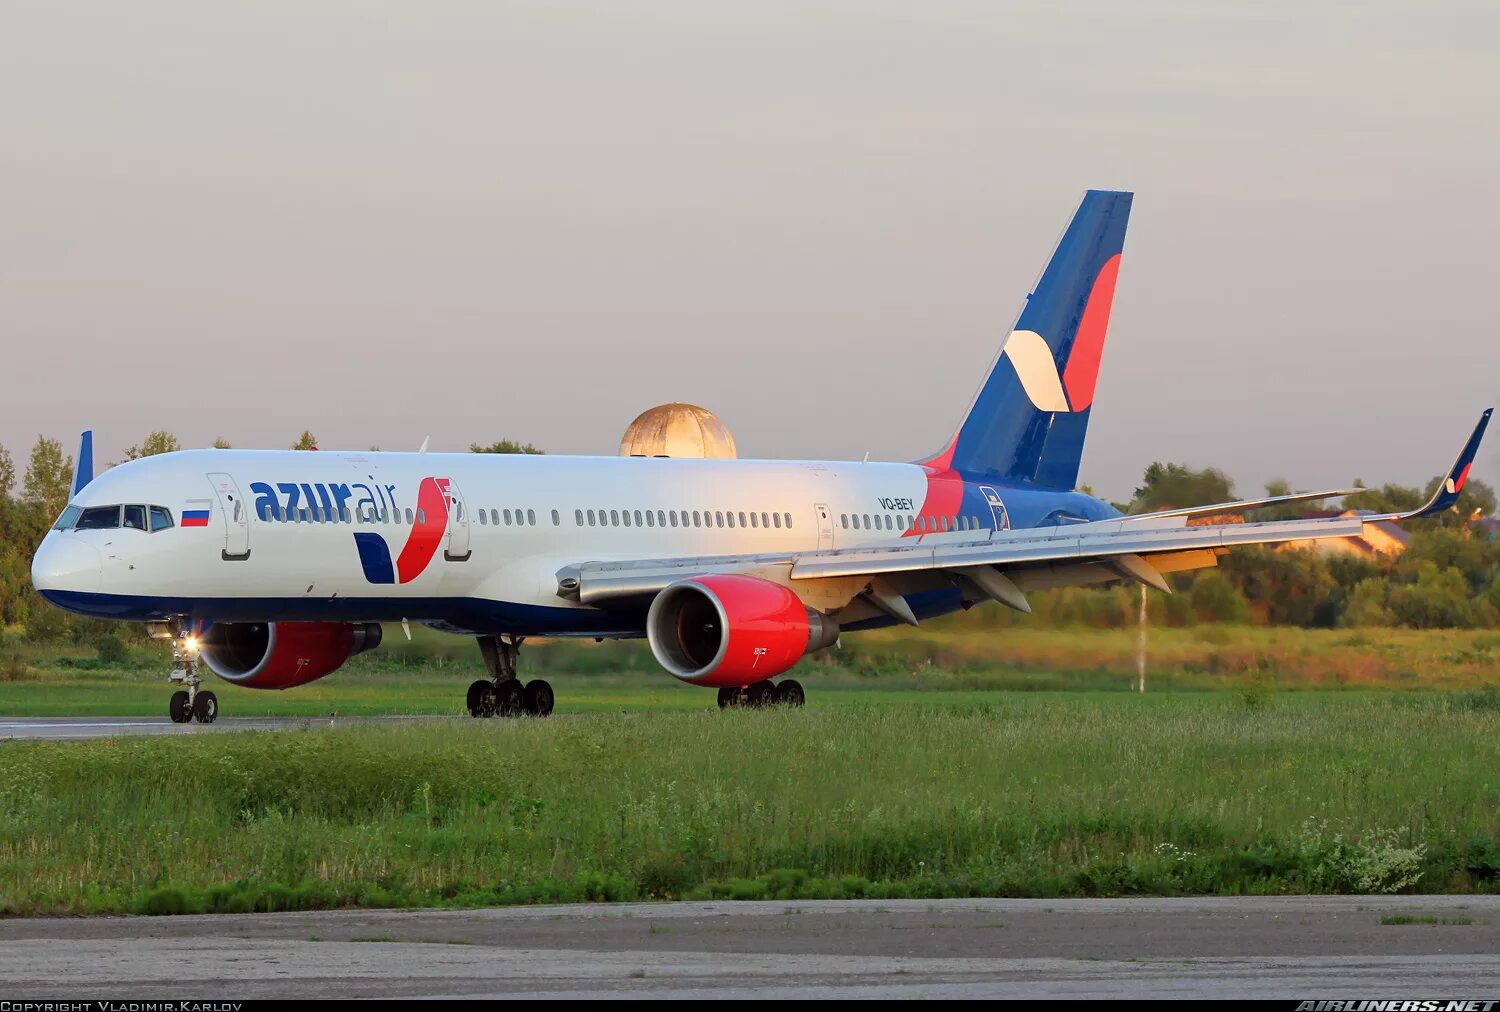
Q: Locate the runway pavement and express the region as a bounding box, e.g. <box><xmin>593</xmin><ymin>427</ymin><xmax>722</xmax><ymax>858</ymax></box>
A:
<box><xmin>2</xmin><ymin>896</ymin><xmax>1497</xmax><ymax>999</ymax></box>
<box><xmin>0</xmin><ymin>714</ymin><xmax>430</xmax><ymax>740</ymax></box>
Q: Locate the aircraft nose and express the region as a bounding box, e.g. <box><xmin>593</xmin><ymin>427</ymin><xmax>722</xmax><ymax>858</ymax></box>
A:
<box><xmin>31</xmin><ymin>535</ymin><xmax>103</xmax><ymax>596</ymax></box>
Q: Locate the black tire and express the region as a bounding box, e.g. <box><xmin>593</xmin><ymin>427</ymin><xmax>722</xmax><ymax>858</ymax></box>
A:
<box><xmin>193</xmin><ymin>691</ymin><xmax>218</xmax><ymax>723</ymax></box>
<box><xmin>494</xmin><ymin>679</ymin><xmax>524</xmax><ymax>717</ymax></box>
<box><xmin>744</xmin><ymin>681</ymin><xmax>775</xmax><ymax>709</ymax></box>
<box><xmin>523</xmin><ymin>679</ymin><xmax>554</xmax><ymax>717</ymax></box>
<box><xmin>774</xmin><ymin>680</ymin><xmax>805</xmax><ymax>708</ymax></box>
<box><xmin>466</xmin><ymin>679</ymin><xmax>492</xmax><ymax>717</ymax></box>
<box><xmin>169</xmin><ymin>690</ymin><xmax>191</xmax><ymax>724</ymax></box>
<box><xmin>716</xmin><ymin>687</ymin><xmax>738</xmax><ymax>709</ymax></box>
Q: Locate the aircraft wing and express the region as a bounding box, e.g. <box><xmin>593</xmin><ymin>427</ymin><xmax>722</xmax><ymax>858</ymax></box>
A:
<box><xmin>555</xmin><ymin>410</ymin><xmax>1490</xmax><ymax>617</ymax></box>
<box><xmin>555</xmin><ymin>513</ymin><xmax>1363</xmax><ymax>609</ymax></box>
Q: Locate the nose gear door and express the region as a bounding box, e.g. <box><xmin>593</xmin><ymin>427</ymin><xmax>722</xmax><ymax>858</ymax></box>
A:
<box><xmin>207</xmin><ymin>472</ymin><xmax>250</xmax><ymax>559</ymax></box>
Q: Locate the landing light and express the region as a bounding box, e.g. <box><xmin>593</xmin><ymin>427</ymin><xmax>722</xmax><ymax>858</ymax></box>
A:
<box><xmin>184</xmin><ymin>636</ymin><xmax>199</xmax><ymax>652</ymax></box>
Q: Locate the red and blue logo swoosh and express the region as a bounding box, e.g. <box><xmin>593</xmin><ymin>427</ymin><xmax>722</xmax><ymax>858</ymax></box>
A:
<box><xmin>353</xmin><ymin>477</ymin><xmax>451</xmax><ymax>584</ymax></box>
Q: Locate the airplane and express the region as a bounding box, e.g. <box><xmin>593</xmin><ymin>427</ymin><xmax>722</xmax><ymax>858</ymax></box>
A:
<box><xmin>29</xmin><ymin>189</ymin><xmax>1492</xmax><ymax>723</ymax></box>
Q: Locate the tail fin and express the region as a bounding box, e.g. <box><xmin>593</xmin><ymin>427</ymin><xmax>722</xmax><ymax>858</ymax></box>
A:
<box><xmin>931</xmin><ymin>190</ymin><xmax>1132</xmax><ymax>488</ymax></box>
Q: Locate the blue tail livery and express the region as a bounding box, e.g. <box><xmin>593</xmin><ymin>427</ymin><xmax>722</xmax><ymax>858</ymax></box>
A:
<box><xmin>931</xmin><ymin>189</ymin><xmax>1132</xmax><ymax>489</ymax></box>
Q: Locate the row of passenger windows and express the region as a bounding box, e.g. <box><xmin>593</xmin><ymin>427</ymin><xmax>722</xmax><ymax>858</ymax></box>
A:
<box><xmin>54</xmin><ymin>504</ymin><xmax>174</xmax><ymax>532</ymax></box>
<box><xmin>573</xmin><ymin>508</ymin><xmax>792</xmax><ymax>530</ymax></box>
<box><xmin>254</xmin><ymin>503</ymin><xmax>794</xmax><ymax>532</ymax></box>
<box><xmin>841</xmin><ymin>512</ymin><xmax>987</xmax><ymax>533</ymax></box>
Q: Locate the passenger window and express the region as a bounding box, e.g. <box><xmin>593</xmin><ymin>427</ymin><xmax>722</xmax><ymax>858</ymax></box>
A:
<box><xmin>149</xmin><ymin>506</ymin><xmax>173</xmax><ymax>531</ymax></box>
<box><xmin>479</xmin><ymin>510</ymin><xmax>488</xmax><ymax>526</ymax></box>
<box><xmin>502</xmin><ymin>509</ymin><xmax>511</xmax><ymax>525</ymax></box>
<box><xmin>623</xmin><ymin>510</ymin><xmax>632</xmax><ymax>528</ymax></box>
<box><xmin>738</xmin><ymin>511</ymin><xmax>747</xmax><ymax>528</ymax></box>
<box><xmin>785</xmin><ymin>513</ymin><xmax>793</xmax><ymax>529</ymax></box>
<box><xmin>773</xmin><ymin>512</ymin><xmax>781</xmax><ymax>529</ymax></box>
<box><xmin>669</xmin><ymin>511</ymin><xmax>679</xmax><ymax>528</ymax></box>
<box><xmin>761</xmin><ymin>511</ymin><xmax>769</xmax><ymax>528</ymax></box>
<box><xmin>715</xmin><ymin>511</ymin><xmax>724</xmax><ymax>528</ymax></box>
<box><xmin>631</xmin><ymin>509</ymin><xmax>641</xmax><ymax>527</ymax></box>
<box><xmin>850</xmin><ymin>515</ymin><xmax>859</xmax><ymax>530</ymax></box>
<box><xmin>587</xmin><ymin>509</ymin><xmax>596</xmax><ymax>527</ymax></box>
<box><xmin>750</xmin><ymin>512</ymin><xmax>759</xmax><ymax>528</ymax></box>
<box><xmin>726</xmin><ymin>512</ymin><xmax>735</xmax><ymax>528</ymax></box>
<box><xmin>122</xmin><ymin>505</ymin><xmax>147</xmax><ymax>530</ymax></box>
<box><xmin>417</xmin><ymin>509</ymin><xmax>425</xmax><ymax>525</ymax></box>
<box><xmin>692</xmin><ymin>510</ymin><xmax>701</xmax><ymax>527</ymax></box>
<box><xmin>609</xmin><ymin>509</ymin><xmax>619</xmax><ymax>526</ymax></box>
<box><xmin>645</xmin><ymin>510</ymin><xmax>655</xmax><ymax>528</ymax></box>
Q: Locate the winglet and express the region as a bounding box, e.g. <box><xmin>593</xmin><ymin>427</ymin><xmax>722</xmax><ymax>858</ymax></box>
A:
<box><xmin>1393</xmin><ymin>408</ymin><xmax>1492</xmax><ymax>520</ymax></box>
<box><xmin>70</xmin><ymin>430</ymin><xmax>94</xmax><ymax>497</ymax></box>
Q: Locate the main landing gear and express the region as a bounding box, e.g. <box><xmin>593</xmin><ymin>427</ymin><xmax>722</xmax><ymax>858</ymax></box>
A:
<box><xmin>167</xmin><ymin>634</ymin><xmax>218</xmax><ymax>724</ymax></box>
<box><xmin>717</xmin><ymin>679</ymin><xmax>805</xmax><ymax>709</ymax></box>
<box><xmin>468</xmin><ymin>634</ymin><xmax>553</xmax><ymax>718</ymax></box>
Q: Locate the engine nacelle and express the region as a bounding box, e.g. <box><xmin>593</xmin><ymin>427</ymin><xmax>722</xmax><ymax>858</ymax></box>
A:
<box><xmin>199</xmin><ymin>621</ymin><xmax>383</xmax><ymax>690</ymax></box>
<box><xmin>646</xmin><ymin>574</ymin><xmax>838</xmax><ymax>687</ymax></box>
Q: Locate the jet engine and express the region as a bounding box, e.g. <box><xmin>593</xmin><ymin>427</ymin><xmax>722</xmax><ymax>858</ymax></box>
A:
<box><xmin>199</xmin><ymin>621</ymin><xmax>383</xmax><ymax>689</ymax></box>
<box><xmin>646</xmin><ymin>574</ymin><xmax>838</xmax><ymax>687</ymax></box>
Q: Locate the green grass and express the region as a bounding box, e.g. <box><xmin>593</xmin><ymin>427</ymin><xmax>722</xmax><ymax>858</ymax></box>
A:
<box><xmin>3</xmin><ymin>693</ymin><xmax>1499</xmax><ymax>916</ymax></box>
<box><xmin>1378</xmin><ymin>914</ymin><xmax>1480</xmax><ymax>925</ymax></box>
<box><xmin>5</xmin><ymin>623</ymin><xmax>1500</xmax><ymax>718</ymax></box>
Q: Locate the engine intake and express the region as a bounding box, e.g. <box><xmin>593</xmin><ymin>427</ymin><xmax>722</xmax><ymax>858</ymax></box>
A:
<box><xmin>199</xmin><ymin>621</ymin><xmax>382</xmax><ymax>690</ymax></box>
<box><xmin>646</xmin><ymin>574</ymin><xmax>837</xmax><ymax>687</ymax></box>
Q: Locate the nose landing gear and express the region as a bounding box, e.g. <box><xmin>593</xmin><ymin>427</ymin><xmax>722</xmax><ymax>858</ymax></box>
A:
<box><xmin>167</xmin><ymin>634</ymin><xmax>218</xmax><ymax>724</ymax></box>
<box><xmin>469</xmin><ymin>634</ymin><xmax>553</xmax><ymax>718</ymax></box>
<box><xmin>717</xmin><ymin>678</ymin><xmax>805</xmax><ymax>709</ymax></box>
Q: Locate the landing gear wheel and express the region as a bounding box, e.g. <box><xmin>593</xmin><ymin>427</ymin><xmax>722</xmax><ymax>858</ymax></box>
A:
<box><xmin>193</xmin><ymin>690</ymin><xmax>218</xmax><ymax>723</ymax></box>
<box><xmin>169</xmin><ymin>690</ymin><xmax>192</xmax><ymax>724</ymax></box>
<box><xmin>523</xmin><ymin>679</ymin><xmax>554</xmax><ymax>717</ymax></box>
<box><xmin>774</xmin><ymin>680</ymin><xmax>805</xmax><ymax>708</ymax></box>
<box><xmin>466</xmin><ymin>679</ymin><xmax>494</xmax><ymax>717</ymax></box>
<box><xmin>494</xmin><ymin>679</ymin><xmax>524</xmax><ymax>717</ymax></box>
<box><xmin>717</xmin><ymin>687</ymin><xmax>739</xmax><ymax>709</ymax></box>
<box><xmin>744</xmin><ymin>681</ymin><xmax>775</xmax><ymax>709</ymax></box>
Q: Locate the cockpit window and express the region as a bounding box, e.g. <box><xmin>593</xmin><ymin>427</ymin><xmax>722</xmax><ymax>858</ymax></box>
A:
<box><xmin>76</xmin><ymin>505</ymin><xmax>122</xmax><ymax>530</ymax></box>
<box><xmin>123</xmin><ymin>505</ymin><xmax>147</xmax><ymax>531</ymax></box>
<box><xmin>53</xmin><ymin>505</ymin><xmax>83</xmax><ymax>530</ymax></box>
<box><xmin>150</xmin><ymin>506</ymin><xmax>173</xmax><ymax>531</ymax></box>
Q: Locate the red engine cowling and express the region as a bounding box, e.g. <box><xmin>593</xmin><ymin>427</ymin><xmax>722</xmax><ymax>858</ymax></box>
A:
<box><xmin>646</xmin><ymin>574</ymin><xmax>838</xmax><ymax>687</ymax></box>
<box><xmin>199</xmin><ymin>621</ymin><xmax>382</xmax><ymax>689</ymax></box>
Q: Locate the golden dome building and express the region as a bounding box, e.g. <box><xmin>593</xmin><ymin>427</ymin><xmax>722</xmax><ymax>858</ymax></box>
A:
<box><xmin>619</xmin><ymin>403</ymin><xmax>738</xmax><ymax>459</ymax></box>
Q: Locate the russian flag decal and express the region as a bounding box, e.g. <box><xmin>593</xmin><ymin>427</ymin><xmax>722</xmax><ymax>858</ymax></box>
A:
<box><xmin>181</xmin><ymin>509</ymin><xmax>211</xmax><ymax>528</ymax></box>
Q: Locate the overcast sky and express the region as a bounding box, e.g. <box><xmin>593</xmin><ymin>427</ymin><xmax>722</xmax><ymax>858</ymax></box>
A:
<box><xmin>2</xmin><ymin>1</ymin><xmax>1496</xmax><ymax>501</ymax></box>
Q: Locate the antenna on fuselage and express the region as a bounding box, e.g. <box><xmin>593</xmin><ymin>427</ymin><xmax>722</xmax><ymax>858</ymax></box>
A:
<box><xmin>417</xmin><ymin>436</ymin><xmax>430</xmax><ymax>454</ymax></box>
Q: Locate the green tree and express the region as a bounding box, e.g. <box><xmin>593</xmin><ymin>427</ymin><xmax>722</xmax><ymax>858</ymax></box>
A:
<box><xmin>291</xmin><ymin>431</ymin><xmax>319</xmax><ymax>451</ymax></box>
<box><xmin>1130</xmin><ymin>462</ymin><xmax>1234</xmax><ymax>513</ymax></box>
<box><xmin>470</xmin><ymin>439</ymin><xmax>543</xmax><ymax>455</ymax></box>
<box><xmin>22</xmin><ymin>436</ymin><xmax>72</xmax><ymax>519</ymax></box>
<box><xmin>0</xmin><ymin>442</ymin><xmax>13</xmax><ymax>498</ymax></box>
<box><xmin>122</xmin><ymin>430</ymin><xmax>181</xmax><ymax>460</ymax></box>
<box><xmin>1388</xmin><ymin>561</ymin><xmax>1493</xmax><ymax>629</ymax></box>
<box><xmin>1187</xmin><ymin>571</ymin><xmax>1250</xmax><ymax>623</ymax></box>
<box><xmin>1341</xmin><ymin>578</ymin><xmax>1395</xmax><ymax>627</ymax></box>
<box><xmin>1344</xmin><ymin>481</ymin><xmax>1424</xmax><ymax>516</ymax></box>
<box><xmin>212</xmin><ymin>437</ymin><xmax>232</xmax><ymax>449</ymax></box>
